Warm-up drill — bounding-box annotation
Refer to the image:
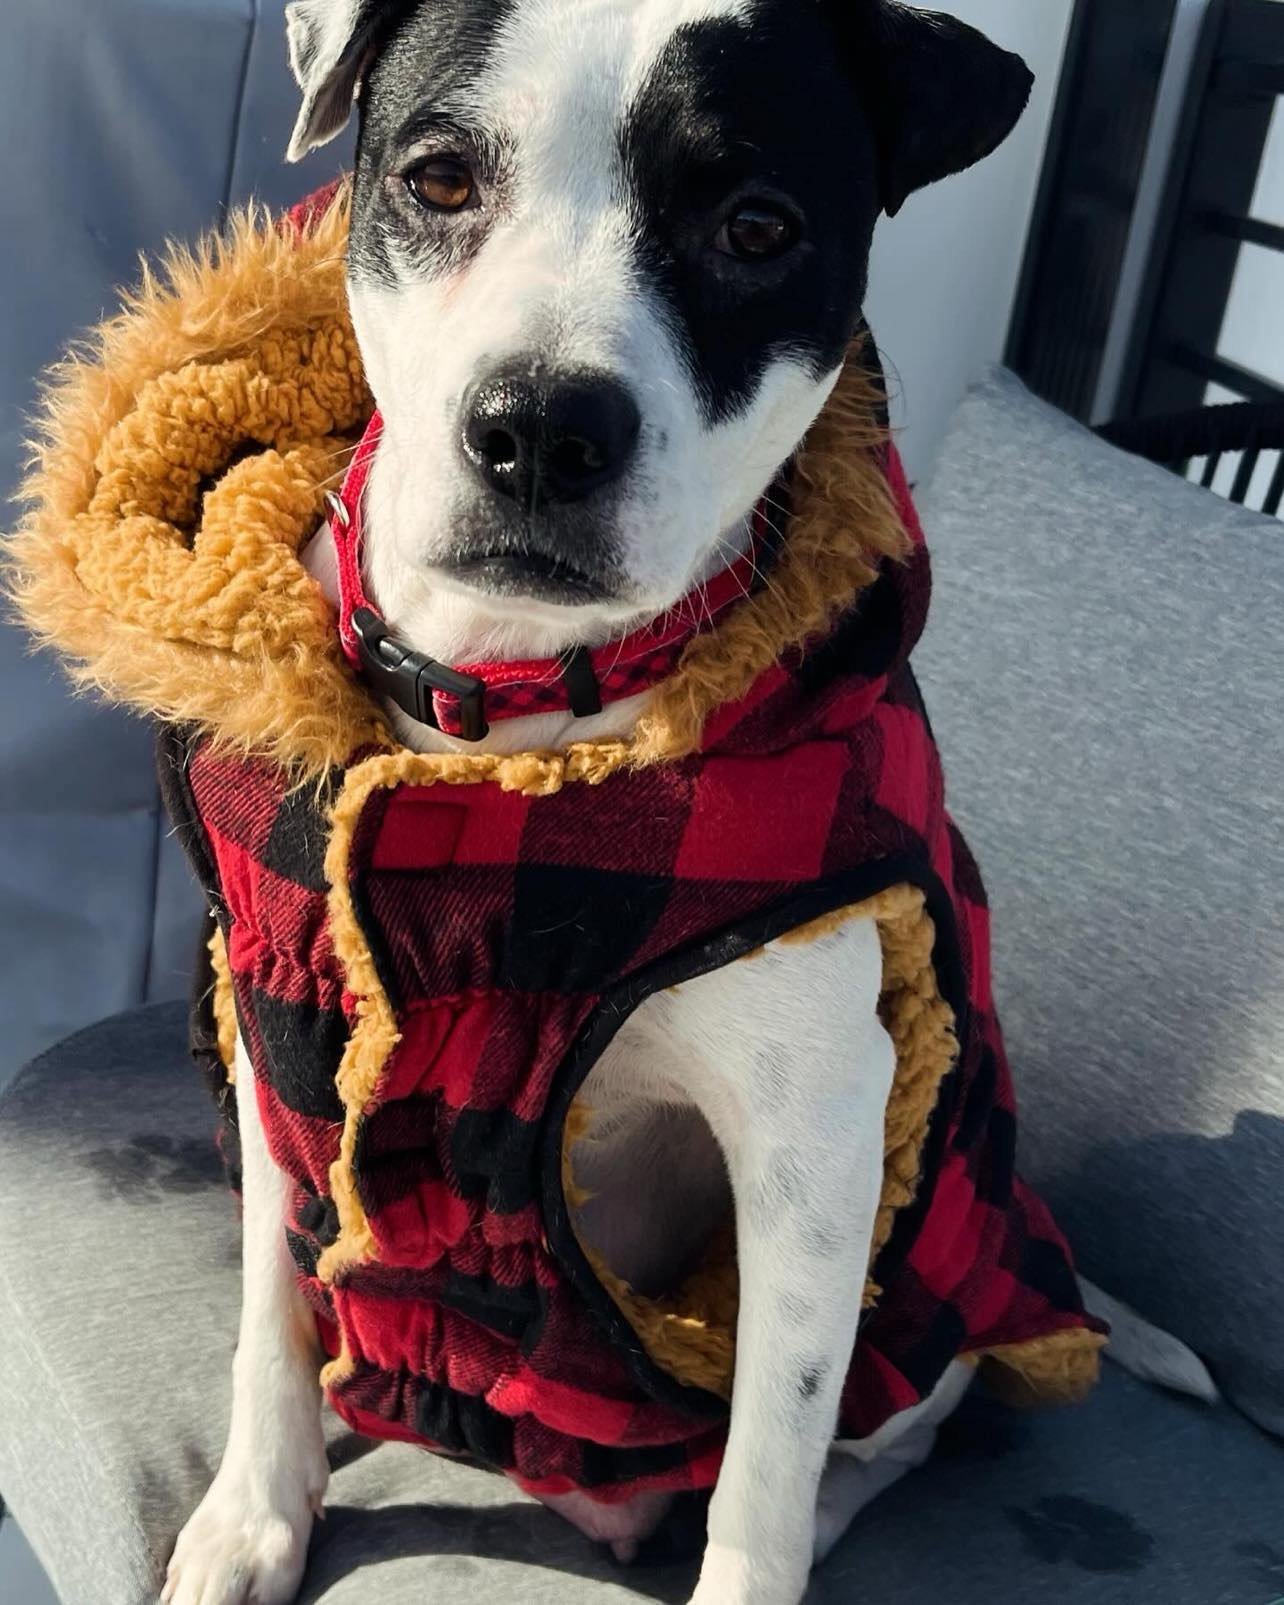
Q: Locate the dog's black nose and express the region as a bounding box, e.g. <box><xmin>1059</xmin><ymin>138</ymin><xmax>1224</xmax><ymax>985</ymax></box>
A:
<box><xmin>461</xmin><ymin>368</ymin><xmax>641</xmax><ymax>507</ymax></box>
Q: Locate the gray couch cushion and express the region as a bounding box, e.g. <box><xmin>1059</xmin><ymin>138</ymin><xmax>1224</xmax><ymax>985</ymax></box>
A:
<box><xmin>1</xmin><ymin>1006</ymin><xmax>1281</xmax><ymax>1604</ymax></box>
<box><xmin>915</xmin><ymin>366</ymin><xmax>1284</xmax><ymax>1438</ymax></box>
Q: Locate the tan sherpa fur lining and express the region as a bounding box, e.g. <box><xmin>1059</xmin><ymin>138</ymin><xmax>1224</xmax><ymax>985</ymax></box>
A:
<box><xmin>208</xmin><ymin>927</ymin><xmax>238</xmax><ymax>1083</ymax></box>
<box><xmin>975</xmin><ymin>1328</ymin><xmax>1107</xmax><ymax>1409</ymax></box>
<box><xmin>8</xmin><ymin>189</ymin><xmax>391</xmax><ymax>778</ymax></box>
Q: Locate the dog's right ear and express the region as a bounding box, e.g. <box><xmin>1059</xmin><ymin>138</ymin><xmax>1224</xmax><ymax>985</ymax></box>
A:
<box><xmin>286</xmin><ymin>0</ymin><xmax>398</xmax><ymax>162</ymax></box>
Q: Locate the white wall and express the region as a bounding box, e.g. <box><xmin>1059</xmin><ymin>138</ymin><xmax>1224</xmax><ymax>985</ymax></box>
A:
<box><xmin>864</xmin><ymin>0</ymin><xmax>1076</xmax><ymax>481</ymax></box>
<box><xmin>1217</xmin><ymin>98</ymin><xmax>1284</xmax><ymax>388</ymax></box>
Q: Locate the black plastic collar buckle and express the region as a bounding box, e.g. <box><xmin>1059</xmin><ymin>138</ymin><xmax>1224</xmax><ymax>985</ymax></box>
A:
<box><xmin>351</xmin><ymin>606</ymin><xmax>489</xmax><ymax>742</ymax></box>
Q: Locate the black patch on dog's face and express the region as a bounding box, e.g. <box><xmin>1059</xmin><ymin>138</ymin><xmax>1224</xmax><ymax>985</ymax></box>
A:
<box><xmin>350</xmin><ymin>0</ymin><xmax>517</xmax><ymax>286</ymax></box>
<box><xmin>621</xmin><ymin>4</ymin><xmax>881</xmax><ymax>423</ymax></box>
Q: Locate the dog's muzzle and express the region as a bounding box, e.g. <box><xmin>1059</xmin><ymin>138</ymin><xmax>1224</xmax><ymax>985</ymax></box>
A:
<box><xmin>325</xmin><ymin>413</ymin><xmax>781</xmax><ymax>742</ymax></box>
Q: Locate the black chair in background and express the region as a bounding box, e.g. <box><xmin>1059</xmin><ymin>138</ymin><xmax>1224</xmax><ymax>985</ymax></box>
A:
<box><xmin>1098</xmin><ymin>400</ymin><xmax>1284</xmax><ymax>516</ymax></box>
<box><xmin>1013</xmin><ymin>0</ymin><xmax>1284</xmax><ymax>523</ymax></box>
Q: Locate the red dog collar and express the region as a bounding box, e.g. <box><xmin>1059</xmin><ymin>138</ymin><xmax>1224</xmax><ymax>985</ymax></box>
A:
<box><xmin>328</xmin><ymin>412</ymin><xmax>777</xmax><ymax>741</ymax></box>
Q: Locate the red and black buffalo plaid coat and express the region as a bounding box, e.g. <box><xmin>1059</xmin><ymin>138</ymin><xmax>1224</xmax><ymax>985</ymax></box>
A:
<box><xmin>157</xmin><ymin>447</ymin><xmax>1104</xmax><ymax>1506</ymax></box>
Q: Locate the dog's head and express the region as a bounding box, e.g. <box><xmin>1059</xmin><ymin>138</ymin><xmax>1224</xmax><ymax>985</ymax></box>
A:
<box><xmin>288</xmin><ymin>0</ymin><xmax>1031</xmax><ymax>652</ymax></box>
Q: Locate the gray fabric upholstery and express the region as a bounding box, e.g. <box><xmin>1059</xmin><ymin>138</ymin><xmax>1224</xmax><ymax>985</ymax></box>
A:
<box><xmin>1</xmin><ymin>1005</ymin><xmax>1281</xmax><ymax>1605</ymax></box>
<box><xmin>0</xmin><ymin>2</ymin><xmax>352</xmax><ymax>1086</ymax></box>
<box><xmin>915</xmin><ymin>366</ymin><xmax>1284</xmax><ymax>1438</ymax></box>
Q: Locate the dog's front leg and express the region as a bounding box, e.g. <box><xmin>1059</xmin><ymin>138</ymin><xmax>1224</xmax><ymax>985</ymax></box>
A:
<box><xmin>673</xmin><ymin>921</ymin><xmax>895</xmax><ymax>1605</ymax></box>
<box><xmin>164</xmin><ymin>1036</ymin><xmax>328</xmax><ymax>1605</ymax></box>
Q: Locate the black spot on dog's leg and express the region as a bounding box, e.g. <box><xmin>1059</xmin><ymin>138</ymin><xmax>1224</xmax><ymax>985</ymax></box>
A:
<box><xmin>799</xmin><ymin>1365</ymin><xmax>828</xmax><ymax>1402</ymax></box>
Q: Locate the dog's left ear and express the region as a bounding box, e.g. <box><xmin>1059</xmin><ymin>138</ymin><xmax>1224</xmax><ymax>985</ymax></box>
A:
<box><xmin>839</xmin><ymin>2</ymin><xmax>1035</xmax><ymax>217</ymax></box>
<box><xmin>286</xmin><ymin>0</ymin><xmax>399</xmax><ymax>162</ymax></box>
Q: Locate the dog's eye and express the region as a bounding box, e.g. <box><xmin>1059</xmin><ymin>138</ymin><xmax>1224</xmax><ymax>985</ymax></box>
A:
<box><xmin>405</xmin><ymin>157</ymin><xmax>476</xmax><ymax>213</ymax></box>
<box><xmin>716</xmin><ymin>203</ymin><xmax>800</xmax><ymax>262</ymax></box>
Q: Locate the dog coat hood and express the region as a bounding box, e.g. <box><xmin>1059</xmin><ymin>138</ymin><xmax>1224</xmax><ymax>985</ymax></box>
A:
<box><xmin>11</xmin><ymin>188</ymin><xmax>1105</xmax><ymax>1502</ymax></box>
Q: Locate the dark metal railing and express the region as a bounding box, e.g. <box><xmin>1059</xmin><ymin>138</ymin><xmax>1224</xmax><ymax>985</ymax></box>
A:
<box><xmin>1098</xmin><ymin>399</ymin><xmax>1284</xmax><ymax>516</ymax></box>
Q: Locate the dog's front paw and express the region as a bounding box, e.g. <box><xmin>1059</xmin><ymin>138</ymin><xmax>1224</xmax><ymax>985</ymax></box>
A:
<box><xmin>687</xmin><ymin>1540</ymin><xmax>809</xmax><ymax>1605</ymax></box>
<box><xmin>162</xmin><ymin>1457</ymin><xmax>324</xmax><ymax>1605</ymax></box>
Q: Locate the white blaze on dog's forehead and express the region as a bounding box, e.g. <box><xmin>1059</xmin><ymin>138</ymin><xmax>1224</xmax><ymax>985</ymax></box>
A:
<box><xmin>353</xmin><ymin>0</ymin><xmax>757</xmax><ymax>339</ymax></box>
<box><xmin>477</xmin><ymin>0</ymin><xmax>753</xmax><ymax>123</ymax></box>
<box><xmin>410</xmin><ymin>0</ymin><xmax>756</xmax><ymax>384</ymax></box>
<box><xmin>469</xmin><ymin>0</ymin><xmax>753</xmax><ymax>211</ymax></box>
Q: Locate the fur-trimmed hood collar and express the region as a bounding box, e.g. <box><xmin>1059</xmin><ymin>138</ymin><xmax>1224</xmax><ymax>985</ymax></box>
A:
<box><xmin>9</xmin><ymin>187</ymin><xmax>909</xmax><ymax>786</ymax></box>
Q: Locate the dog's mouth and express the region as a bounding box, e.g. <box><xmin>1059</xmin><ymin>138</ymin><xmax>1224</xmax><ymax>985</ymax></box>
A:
<box><xmin>438</xmin><ymin>546</ymin><xmax>619</xmax><ymax>606</ymax></box>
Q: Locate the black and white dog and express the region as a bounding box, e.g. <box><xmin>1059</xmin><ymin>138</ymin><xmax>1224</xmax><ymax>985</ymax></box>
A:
<box><xmin>165</xmin><ymin>4</ymin><xmax>1040</xmax><ymax>1602</ymax></box>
